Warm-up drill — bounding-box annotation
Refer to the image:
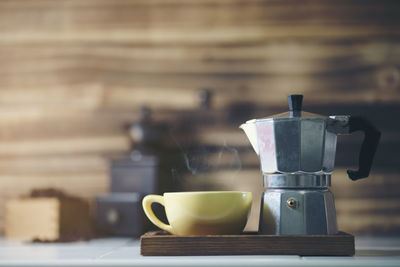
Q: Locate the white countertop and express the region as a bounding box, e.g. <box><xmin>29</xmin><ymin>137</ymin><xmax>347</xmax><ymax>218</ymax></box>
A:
<box><xmin>0</xmin><ymin>236</ymin><xmax>399</xmax><ymax>266</ymax></box>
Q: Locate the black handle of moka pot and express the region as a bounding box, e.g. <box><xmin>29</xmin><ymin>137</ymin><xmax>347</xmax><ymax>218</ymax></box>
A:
<box><xmin>347</xmin><ymin>116</ymin><xmax>381</xmax><ymax>181</ymax></box>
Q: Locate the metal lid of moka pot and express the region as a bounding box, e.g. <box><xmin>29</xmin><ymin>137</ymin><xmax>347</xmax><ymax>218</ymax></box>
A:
<box><xmin>246</xmin><ymin>95</ymin><xmax>326</xmax><ymax>122</ymax></box>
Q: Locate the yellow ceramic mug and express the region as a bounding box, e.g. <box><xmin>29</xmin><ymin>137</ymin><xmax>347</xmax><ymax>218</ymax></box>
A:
<box><xmin>142</xmin><ymin>191</ymin><xmax>252</xmax><ymax>235</ymax></box>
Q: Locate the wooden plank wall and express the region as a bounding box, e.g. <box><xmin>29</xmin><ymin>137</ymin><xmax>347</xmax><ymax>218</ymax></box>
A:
<box><xmin>0</xmin><ymin>0</ymin><xmax>399</xmax><ymax>235</ymax></box>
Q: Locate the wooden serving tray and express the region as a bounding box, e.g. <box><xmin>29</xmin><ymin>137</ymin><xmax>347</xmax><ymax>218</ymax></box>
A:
<box><xmin>140</xmin><ymin>231</ymin><xmax>355</xmax><ymax>256</ymax></box>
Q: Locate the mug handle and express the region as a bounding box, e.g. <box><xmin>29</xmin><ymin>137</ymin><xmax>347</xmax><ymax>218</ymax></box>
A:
<box><xmin>142</xmin><ymin>195</ymin><xmax>173</xmax><ymax>234</ymax></box>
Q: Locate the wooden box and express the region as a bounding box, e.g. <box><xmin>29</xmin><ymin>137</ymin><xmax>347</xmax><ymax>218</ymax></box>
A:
<box><xmin>5</xmin><ymin>197</ymin><xmax>92</xmax><ymax>241</ymax></box>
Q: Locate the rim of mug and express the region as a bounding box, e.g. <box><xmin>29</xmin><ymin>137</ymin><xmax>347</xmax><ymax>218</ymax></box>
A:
<box><xmin>163</xmin><ymin>191</ymin><xmax>251</xmax><ymax>195</ymax></box>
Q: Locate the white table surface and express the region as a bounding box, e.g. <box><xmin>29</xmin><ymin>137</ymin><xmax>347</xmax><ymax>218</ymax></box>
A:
<box><xmin>0</xmin><ymin>236</ymin><xmax>399</xmax><ymax>267</ymax></box>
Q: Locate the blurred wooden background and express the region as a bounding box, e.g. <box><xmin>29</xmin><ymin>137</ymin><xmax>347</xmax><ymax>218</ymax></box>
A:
<box><xmin>0</xmin><ymin>0</ymin><xmax>399</xmax><ymax>235</ymax></box>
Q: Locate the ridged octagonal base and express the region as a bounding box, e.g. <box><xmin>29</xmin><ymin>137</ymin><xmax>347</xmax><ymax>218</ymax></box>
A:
<box><xmin>259</xmin><ymin>188</ymin><xmax>338</xmax><ymax>235</ymax></box>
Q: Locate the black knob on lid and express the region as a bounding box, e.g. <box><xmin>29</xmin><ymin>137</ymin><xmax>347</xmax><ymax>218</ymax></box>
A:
<box><xmin>288</xmin><ymin>94</ymin><xmax>303</xmax><ymax>111</ymax></box>
<box><xmin>288</xmin><ymin>94</ymin><xmax>303</xmax><ymax>117</ymax></box>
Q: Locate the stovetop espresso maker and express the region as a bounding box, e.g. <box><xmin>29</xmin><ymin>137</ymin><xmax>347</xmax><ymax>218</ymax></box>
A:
<box><xmin>240</xmin><ymin>95</ymin><xmax>381</xmax><ymax>235</ymax></box>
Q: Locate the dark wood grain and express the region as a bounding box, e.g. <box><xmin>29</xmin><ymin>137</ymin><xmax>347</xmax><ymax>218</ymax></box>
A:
<box><xmin>140</xmin><ymin>231</ymin><xmax>355</xmax><ymax>256</ymax></box>
<box><xmin>0</xmin><ymin>0</ymin><xmax>399</xmax><ymax>235</ymax></box>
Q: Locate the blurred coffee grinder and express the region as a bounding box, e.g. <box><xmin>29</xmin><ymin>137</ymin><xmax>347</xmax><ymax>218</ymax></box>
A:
<box><xmin>95</xmin><ymin>107</ymin><xmax>178</xmax><ymax>237</ymax></box>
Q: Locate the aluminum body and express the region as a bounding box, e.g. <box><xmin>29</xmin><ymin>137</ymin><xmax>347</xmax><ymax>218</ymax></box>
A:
<box><xmin>241</xmin><ymin>115</ymin><xmax>350</xmax><ymax>175</ymax></box>
<box><xmin>240</xmin><ymin>96</ymin><xmax>353</xmax><ymax>235</ymax></box>
<box><xmin>260</xmin><ymin>174</ymin><xmax>338</xmax><ymax>235</ymax></box>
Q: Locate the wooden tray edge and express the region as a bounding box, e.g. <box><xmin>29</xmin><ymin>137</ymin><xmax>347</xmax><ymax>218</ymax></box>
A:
<box><xmin>140</xmin><ymin>231</ymin><xmax>355</xmax><ymax>256</ymax></box>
